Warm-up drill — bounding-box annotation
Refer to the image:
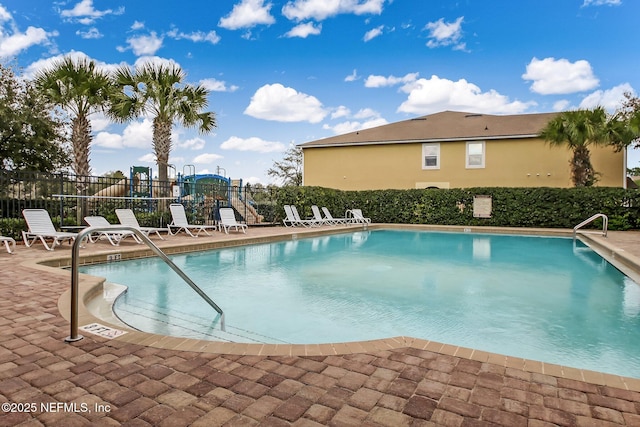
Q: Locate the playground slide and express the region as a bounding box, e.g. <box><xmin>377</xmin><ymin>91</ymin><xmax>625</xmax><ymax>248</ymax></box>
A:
<box><xmin>231</xmin><ymin>198</ymin><xmax>263</xmax><ymax>224</ymax></box>
<box><xmin>229</xmin><ymin>183</ymin><xmax>263</xmax><ymax>224</ymax></box>
<box><xmin>94</xmin><ymin>178</ymin><xmax>128</xmax><ymax>197</ymax></box>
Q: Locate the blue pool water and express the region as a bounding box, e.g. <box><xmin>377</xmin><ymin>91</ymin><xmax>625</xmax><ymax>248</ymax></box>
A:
<box><xmin>79</xmin><ymin>230</ymin><xmax>640</xmax><ymax>378</ymax></box>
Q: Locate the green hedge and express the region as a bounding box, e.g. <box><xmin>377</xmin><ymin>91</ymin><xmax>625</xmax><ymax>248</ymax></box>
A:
<box><xmin>3</xmin><ymin>187</ymin><xmax>638</xmax><ymax>239</ymax></box>
<box><xmin>276</xmin><ymin>186</ymin><xmax>640</xmax><ymax>231</ymax></box>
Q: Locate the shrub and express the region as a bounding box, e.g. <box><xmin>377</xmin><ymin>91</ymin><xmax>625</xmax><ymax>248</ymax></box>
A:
<box><xmin>276</xmin><ymin>186</ymin><xmax>640</xmax><ymax>231</ymax></box>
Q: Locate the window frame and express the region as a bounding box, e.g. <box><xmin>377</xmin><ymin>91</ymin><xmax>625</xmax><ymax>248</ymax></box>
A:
<box><xmin>422</xmin><ymin>143</ymin><xmax>440</xmax><ymax>170</ymax></box>
<box><xmin>466</xmin><ymin>141</ymin><xmax>485</xmax><ymax>169</ymax></box>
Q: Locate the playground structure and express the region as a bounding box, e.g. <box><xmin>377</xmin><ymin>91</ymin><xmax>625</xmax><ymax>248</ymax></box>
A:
<box><xmin>175</xmin><ymin>166</ymin><xmax>263</xmax><ymax>225</ymax></box>
<box><xmin>89</xmin><ymin>165</ymin><xmax>263</xmax><ymax>225</ymax></box>
<box><xmin>92</xmin><ymin>166</ymin><xmax>153</xmax><ymax>199</ymax></box>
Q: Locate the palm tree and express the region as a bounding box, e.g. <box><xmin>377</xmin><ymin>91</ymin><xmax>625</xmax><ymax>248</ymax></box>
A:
<box><xmin>109</xmin><ymin>63</ymin><xmax>216</xmax><ymax>189</ymax></box>
<box><xmin>34</xmin><ymin>56</ymin><xmax>113</xmax><ymax>181</ymax></box>
<box><xmin>539</xmin><ymin>107</ymin><xmax>610</xmax><ymax>187</ymax></box>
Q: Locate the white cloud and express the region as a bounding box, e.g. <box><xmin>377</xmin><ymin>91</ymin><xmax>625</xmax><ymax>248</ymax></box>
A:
<box><xmin>364</xmin><ymin>72</ymin><xmax>419</xmax><ymax>88</ymax></box>
<box><xmin>344</xmin><ymin>69</ymin><xmax>359</xmax><ymax>82</ymax></box>
<box><xmin>353</xmin><ymin>107</ymin><xmax>379</xmax><ymax>119</ymax></box>
<box><xmin>221</xmin><ymin>136</ymin><xmax>286</xmax><ymax>152</ymax></box>
<box><xmin>579</xmin><ymin>83</ymin><xmax>636</xmax><ymax>111</ymax></box>
<box><xmin>582</xmin><ymin>0</ymin><xmax>621</xmax><ymax>6</ymax></box>
<box><xmin>522</xmin><ymin>57</ymin><xmax>599</xmax><ymax>95</ymax></box>
<box><xmin>93</xmin><ymin>132</ymin><xmax>123</xmax><ymax>149</ymax></box>
<box><xmin>170</xmin><ymin>156</ymin><xmax>185</xmax><ymax>166</ymax></box>
<box><xmin>133</xmin><ymin>56</ymin><xmax>181</xmax><ymax>71</ymax></box>
<box><xmin>199</xmin><ymin>78</ymin><xmax>239</xmax><ymax>92</ymax></box>
<box><xmin>331</xmin><ymin>106</ymin><xmax>351</xmax><ymax>119</ymax></box>
<box><xmin>284</xmin><ymin>22</ymin><xmax>322</xmax><ymax>38</ymax></box>
<box><xmin>131</xmin><ymin>21</ymin><xmax>145</xmax><ymax>30</ymax></box>
<box><xmin>93</xmin><ymin>118</ymin><xmax>152</xmax><ymax>150</ymax></box>
<box><xmin>553</xmin><ymin>100</ymin><xmax>571</xmax><ymax>111</ymax></box>
<box><xmin>90</xmin><ymin>113</ymin><xmax>111</xmax><ymax>132</ymax></box>
<box><xmin>178</xmin><ymin>137</ymin><xmax>207</xmax><ymax>150</ymax></box>
<box><xmin>0</xmin><ymin>6</ymin><xmax>55</xmax><ymax>57</ymax></box>
<box><xmin>0</xmin><ymin>26</ymin><xmax>53</xmax><ymax>57</ymax></box>
<box><xmin>282</xmin><ymin>0</ymin><xmax>385</xmax><ymax>21</ymax></box>
<box><xmin>122</xmin><ymin>119</ymin><xmax>153</xmax><ymax>148</ymax></box>
<box><xmin>424</xmin><ymin>16</ymin><xmax>465</xmax><ymax>50</ymax></box>
<box><xmin>138</xmin><ymin>153</ymin><xmax>156</xmax><ymax>163</ymax></box>
<box><xmin>244</xmin><ymin>83</ymin><xmax>328</xmax><ymax>123</ymax></box>
<box><xmin>324</xmin><ymin>117</ymin><xmax>388</xmax><ymax>134</ymax></box>
<box><xmin>0</xmin><ymin>6</ymin><xmax>10</xmax><ymax>21</ymax></box>
<box><xmin>364</xmin><ymin>25</ymin><xmax>384</xmax><ymax>42</ymax></box>
<box><xmin>193</xmin><ymin>153</ymin><xmax>224</xmax><ymax>164</ymax></box>
<box><xmin>60</xmin><ymin>0</ymin><xmax>124</xmax><ymax>24</ymax></box>
<box><xmin>167</xmin><ymin>29</ymin><xmax>221</xmax><ymax>44</ymax></box>
<box><xmin>76</xmin><ymin>27</ymin><xmax>102</xmax><ymax>39</ymax></box>
<box><xmin>118</xmin><ymin>32</ymin><xmax>163</xmax><ymax>56</ymax></box>
<box><xmin>324</xmin><ymin>107</ymin><xmax>387</xmax><ymax>134</ymax></box>
<box><xmin>219</xmin><ymin>0</ymin><xmax>275</xmax><ymax>30</ymax></box>
<box><xmin>23</xmin><ymin>51</ymin><xmax>125</xmax><ymax>79</ymax></box>
<box><xmin>243</xmin><ymin>176</ymin><xmax>263</xmax><ymax>185</ymax></box>
<box><xmin>397</xmin><ymin>75</ymin><xmax>536</xmax><ymax>115</ymax></box>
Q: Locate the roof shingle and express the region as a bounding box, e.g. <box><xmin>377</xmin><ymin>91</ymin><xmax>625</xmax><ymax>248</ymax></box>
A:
<box><xmin>300</xmin><ymin>110</ymin><xmax>559</xmax><ymax>148</ymax></box>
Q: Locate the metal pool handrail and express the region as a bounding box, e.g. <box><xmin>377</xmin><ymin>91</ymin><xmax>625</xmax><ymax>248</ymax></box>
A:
<box><xmin>573</xmin><ymin>213</ymin><xmax>608</xmax><ymax>240</ymax></box>
<box><xmin>65</xmin><ymin>226</ymin><xmax>225</xmax><ymax>342</ymax></box>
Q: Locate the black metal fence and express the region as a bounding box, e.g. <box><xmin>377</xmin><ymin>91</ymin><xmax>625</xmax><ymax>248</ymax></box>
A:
<box><xmin>0</xmin><ymin>170</ymin><xmax>279</xmax><ymax>240</ymax></box>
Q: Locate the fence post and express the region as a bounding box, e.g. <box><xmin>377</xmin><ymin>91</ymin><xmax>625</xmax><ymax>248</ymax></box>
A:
<box><xmin>59</xmin><ymin>173</ymin><xmax>64</xmax><ymax>225</ymax></box>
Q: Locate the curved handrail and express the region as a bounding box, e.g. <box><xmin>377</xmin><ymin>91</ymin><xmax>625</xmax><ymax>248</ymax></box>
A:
<box><xmin>573</xmin><ymin>213</ymin><xmax>608</xmax><ymax>240</ymax></box>
<box><xmin>65</xmin><ymin>226</ymin><xmax>224</xmax><ymax>342</ymax></box>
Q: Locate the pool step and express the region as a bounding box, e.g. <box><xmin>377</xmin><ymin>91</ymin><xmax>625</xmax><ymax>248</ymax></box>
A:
<box><xmin>114</xmin><ymin>297</ymin><xmax>286</xmax><ymax>344</ymax></box>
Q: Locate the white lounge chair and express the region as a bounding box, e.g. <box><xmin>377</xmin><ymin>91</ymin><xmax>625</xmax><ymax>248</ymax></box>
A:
<box><xmin>321</xmin><ymin>207</ymin><xmax>348</xmax><ymax>225</ymax></box>
<box><xmin>282</xmin><ymin>205</ymin><xmax>296</xmax><ymax>227</ymax></box>
<box><xmin>292</xmin><ymin>205</ymin><xmax>322</xmax><ymax>227</ymax></box>
<box><xmin>311</xmin><ymin>205</ymin><xmax>329</xmax><ymax>226</ymax></box>
<box><xmin>84</xmin><ymin>216</ymin><xmax>143</xmax><ymax>246</ymax></box>
<box><xmin>168</xmin><ymin>203</ymin><xmax>217</xmax><ymax>237</ymax></box>
<box><xmin>116</xmin><ymin>209</ymin><xmax>166</xmax><ymax>240</ymax></box>
<box><xmin>218</xmin><ymin>208</ymin><xmax>248</xmax><ymax>234</ymax></box>
<box><xmin>346</xmin><ymin>208</ymin><xmax>371</xmax><ymax>224</ymax></box>
<box><xmin>1</xmin><ymin>236</ymin><xmax>16</xmax><ymax>254</ymax></box>
<box><xmin>282</xmin><ymin>205</ymin><xmax>316</xmax><ymax>227</ymax></box>
<box><xmin>22</xmin><ymin>209</ymin><xmax>77</xmax><ymax>251</ymax></box>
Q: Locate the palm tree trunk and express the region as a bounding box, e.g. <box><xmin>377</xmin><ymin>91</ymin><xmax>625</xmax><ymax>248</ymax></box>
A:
<box><xmin>571</xmin><ymin>145</ymin><xmax>596</xmax><ymax>187</ymax></box>
<box><xmin>72</xmin><ymin>114</ymin><xmax>91</xmax><ymax>223</ymax></box>
<box><xmin>153</xmin><ymin>118</ymin><xmax>172</xmax><ymax>198</ymax></box>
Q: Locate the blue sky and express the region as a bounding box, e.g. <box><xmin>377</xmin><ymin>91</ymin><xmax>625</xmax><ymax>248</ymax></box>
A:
<box><xmin>1</xmin><ymin>0</ymin><xmax>638</xmax><ymax>184</ymax></box>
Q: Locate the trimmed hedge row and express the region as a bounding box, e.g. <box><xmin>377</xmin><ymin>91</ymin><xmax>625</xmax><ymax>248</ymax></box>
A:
<box><xmin>2</xmin><ymin>187</ymin><xmax>638</xmax><ymax>239</ymax></box>
<box><xmin>276</xmin><ymin>186</ymin><xmax>640</xmax><ymax>231</ymax></box>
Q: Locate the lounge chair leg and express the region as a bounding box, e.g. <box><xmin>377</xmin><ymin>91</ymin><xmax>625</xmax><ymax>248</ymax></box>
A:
<box><xmin>40</xmin><ymin>237</ymin><xmax>54</xmax><ymax>251</ymax></box>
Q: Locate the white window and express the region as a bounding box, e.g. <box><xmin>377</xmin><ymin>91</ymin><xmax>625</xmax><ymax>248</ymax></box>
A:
<box><xmin>422</xmin><ymin>143</ymin><xmax>440</xmax><ymax>170</ymax></box>
<box><xmin>466</xmin><ymin>141</ymin><xmax>485</xmax><ymax>168</ymax></box>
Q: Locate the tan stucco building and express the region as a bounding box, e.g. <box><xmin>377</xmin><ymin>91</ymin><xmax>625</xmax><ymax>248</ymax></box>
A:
<box><xmin>299</xmin><ymin>110</ymin><xmax>626</xmax><ymax>190</ymax></box>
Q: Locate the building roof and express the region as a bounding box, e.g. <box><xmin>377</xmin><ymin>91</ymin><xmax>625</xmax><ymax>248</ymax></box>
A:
<box><xmin>299</xmin><ymin>110</ymin><xmax>560</xmax><ymax>148</ymax></box>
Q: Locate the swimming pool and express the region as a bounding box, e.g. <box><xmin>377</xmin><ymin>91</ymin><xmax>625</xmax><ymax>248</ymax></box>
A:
<box><xmin>79</xmin><ymin>229</ymin><xmax>640</xmax><ymax>378</ymax></box>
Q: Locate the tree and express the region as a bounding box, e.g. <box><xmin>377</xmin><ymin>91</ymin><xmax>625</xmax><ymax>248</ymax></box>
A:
<box><xmin>103</xmin><ymin>170</ymin><xmax>126</xmax><ymax>179</ymax></box>
<box><xmin>109</xmin><ymin>63</ymin><xmax>216</xmax><ymax>188</ymax></box>
<box><xmin>0</xmin><ymin>63</ymin><xmax>69</xmax><ymax>172</ymax></box>
<box><xmin>612</xmin><ymin>92</ymin><xmax>640</xmax><ymax>151</ymax></box>
<box><xmin>539</xmin><ymin>108</ymin><xmax>611</xmax><ymax>187</ymax></box>
<box><xmin>34</xmin><ymin>56</ymin><xmax>113</xmax><ymax>181</ymax></box>
<box><xmin>268</xmin><ymin>145</ymin><xmax>303</xmax><ymax>186</ymax></box>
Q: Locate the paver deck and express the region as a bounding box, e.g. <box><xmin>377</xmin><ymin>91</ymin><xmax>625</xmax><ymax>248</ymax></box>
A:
<box><xmin>2</xmin><ymin>224</ymin><xmax>640</xmax><ymax>426</ymax></box>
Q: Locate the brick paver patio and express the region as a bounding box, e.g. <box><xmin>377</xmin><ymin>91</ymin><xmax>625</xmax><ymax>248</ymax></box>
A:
<box><xmin>2</xmin><ymin>225</ymin><xmax>640</xmax><ymax>426</ymax></box>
